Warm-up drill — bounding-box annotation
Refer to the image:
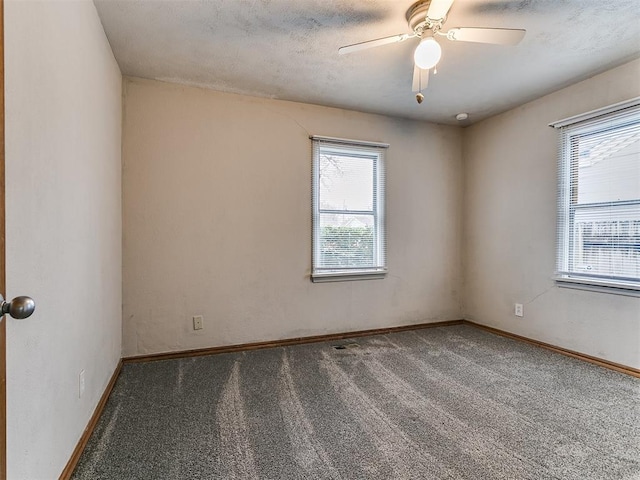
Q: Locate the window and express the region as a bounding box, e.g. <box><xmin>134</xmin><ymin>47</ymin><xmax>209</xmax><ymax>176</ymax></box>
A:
<box><xmin>311</xmin><ymin>136</ymin><xmax>388</xmax><ymax>282</ymax></box>
<box><xmin>553</xmin><ymin>98</ymin><xmax>640</xmax><ymax>293</ymax></box>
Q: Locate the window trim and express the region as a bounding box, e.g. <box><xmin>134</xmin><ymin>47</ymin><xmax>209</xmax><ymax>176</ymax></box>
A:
<box><xmin>551</xmin><ymin>97</ymin><xmax>640</xmax><ymax>294</ymax></box>
<box><xmin>310</xmin><ymin>136</ymin><xmax>388</xmax><ymax>283</ymax></box>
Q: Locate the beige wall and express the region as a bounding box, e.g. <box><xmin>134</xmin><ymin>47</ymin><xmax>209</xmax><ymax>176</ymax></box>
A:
<box><xmin>462</xmin><ymin>59</ymin><xmax>640</xmax><ymax>369</ymax></box>
<box><xmin>122</xmin><ymin>77</ymin><xmax>463</xmax><ymax>357</ymax></box>
<box><xmin>4</xmin><ymin>0</ymin><xmax>122</xmax><ymax>477</ymax></box>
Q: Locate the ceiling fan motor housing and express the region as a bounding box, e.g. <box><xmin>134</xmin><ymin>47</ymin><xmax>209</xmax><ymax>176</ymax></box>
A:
<box><xmin>407</xmin><ymin>0</ymin><xmax>446</xmax><ymax>34</ymax></box>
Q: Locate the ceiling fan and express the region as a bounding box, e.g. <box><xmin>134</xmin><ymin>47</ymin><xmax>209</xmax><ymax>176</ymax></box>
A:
<box><xmin>338</xmin><ymin>0</ymin><xmax>526</xmax><ymax>104</ymax></box>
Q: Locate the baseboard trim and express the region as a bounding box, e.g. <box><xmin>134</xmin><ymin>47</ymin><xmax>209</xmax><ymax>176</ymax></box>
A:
<box><xmin>58</xmin><ymin>359</ymin><xmax>123</xmax><ymax>480</ymax></box>
<box><xmin>464</xmin><ymin>320</ymin><xmax>640</xmax><ymax>378</ymax></box>
<box><xmin>123</xmin><ymin>319</ymin><xmax>465</xmax><ymax>363</ymax></box>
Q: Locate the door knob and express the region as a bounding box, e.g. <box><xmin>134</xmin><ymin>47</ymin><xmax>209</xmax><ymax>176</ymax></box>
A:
<box><xmin>0</xmin><ymin>294</ymin><xmax>36</xmax><ymax>319</ymax></box>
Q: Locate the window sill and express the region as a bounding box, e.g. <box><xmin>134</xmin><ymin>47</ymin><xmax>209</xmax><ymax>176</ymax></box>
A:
<box><xmin>555</xmin><ymin>276</ymin><xmax>640</xmax><ymax>297</ymax></box>
<box><xmin>311</xmin><ymin>270</ymin><xmax>387</xmax><ymax>283</ymax></box>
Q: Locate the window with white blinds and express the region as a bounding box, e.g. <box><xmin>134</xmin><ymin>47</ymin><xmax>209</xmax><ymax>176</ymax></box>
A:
<box><xmin>311</xmin><ymin>136</ymin><xmax>388</xmax><ymax>282</ymax></box>
<box><xmin>552</xmin><ymin>98</ymin><xmax>640</xmax><ymax>293</ymax></box>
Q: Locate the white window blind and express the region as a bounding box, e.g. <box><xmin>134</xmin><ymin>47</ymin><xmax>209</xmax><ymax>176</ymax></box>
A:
<box><xmin>311</xmin><ymin>136</ymin><xmax>388</xmax><ymax>282</ymax></box>
<box><xmin>552</xmin><ymin>99</ymin><xmax>640</xmax><ymax>292</ymax></box>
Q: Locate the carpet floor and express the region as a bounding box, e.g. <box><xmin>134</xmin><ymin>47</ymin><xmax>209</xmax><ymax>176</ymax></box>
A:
<box><xmin>72</xmin><ymin>324</ymin><xmax>640</xmax><ymax>479</ymax></box>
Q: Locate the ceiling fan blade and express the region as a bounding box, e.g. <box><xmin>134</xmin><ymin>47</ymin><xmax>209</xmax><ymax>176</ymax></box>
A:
<box><xmin>338</xmin><ymin>33</ymin><xmax>412</xmax><ymax>55</ymax></box>
<box><xmin>427</xmin><ymin>0</ymin><xmax>455</xmax><ymax>20</ymax></box>
<box><xmin>412</xmin><ymin>65</ymin><xmax>429</xmax><ymax>92</ymax></box>
<box><xmin>446</xmin><ymin>27</ymin><xmax>526</xmax><ymax>45</ymax></box>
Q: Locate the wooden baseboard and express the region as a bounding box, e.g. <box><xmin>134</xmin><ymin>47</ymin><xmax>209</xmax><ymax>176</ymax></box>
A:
<box><xmin>58</xmin><ymin>359</ymin><xmax>123</xmax><ymax>480</ymax></box>
<box><xmin>464</xmin><ymin>320</ymin><xmax>640</xmax><ymax>378</ymax></box>
<box><xmin>123</xmin><ymin>319</ymin><xmax>465</xmax><ymax>363</ymax></box>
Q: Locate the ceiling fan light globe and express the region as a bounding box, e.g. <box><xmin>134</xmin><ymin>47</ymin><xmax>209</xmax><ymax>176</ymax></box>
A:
<box><xmin>414</xmin><ymin>37</ymin><xmax>442</xmax><ymax>70</ymax></box>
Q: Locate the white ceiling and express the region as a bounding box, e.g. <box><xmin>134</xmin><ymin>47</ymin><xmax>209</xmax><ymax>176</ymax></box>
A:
<box><xmin>94</xmin><ymin>0</ymin><xmax>640</xmax><ymax>125</ymax></box>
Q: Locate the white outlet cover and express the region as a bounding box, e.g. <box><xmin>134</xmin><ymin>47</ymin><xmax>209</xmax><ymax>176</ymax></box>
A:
<box><xmin>515</xmin><ymin>304</ymin><xmax>524</xmax><ymax>317</ymax></box>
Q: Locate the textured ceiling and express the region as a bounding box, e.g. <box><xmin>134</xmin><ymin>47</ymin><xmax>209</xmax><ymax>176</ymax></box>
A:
<box><xmin>94</xmin><ymin>0</ymin><xmax>640</xmax><ymax>125</ymax></box>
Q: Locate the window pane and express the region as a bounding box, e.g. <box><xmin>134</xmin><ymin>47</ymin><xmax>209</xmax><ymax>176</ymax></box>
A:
<box><xmin>577</xmin><ymin>126</ymin><xmax>640</xmax><ymax>204</ymax></box>
<box><xmin>572</xmin><ymin>205</ymin><xmax>640</xmax><ymax>279</ymax></box>
<box><xmin>319</xmin><ymin>152</ymin><xmax>374</xmax><ymax>211</ymax></box>
<box><xmin>319</xmin><ymin>213</ymin><xmax>374</xmax><ymax>268</ymax></box>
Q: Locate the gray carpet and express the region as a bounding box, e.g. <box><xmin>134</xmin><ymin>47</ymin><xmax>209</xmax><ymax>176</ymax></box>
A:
<box><xmin>72</xmin><ymin>325</ymin><xmax>640</xmax><ymax>479</ymax></box>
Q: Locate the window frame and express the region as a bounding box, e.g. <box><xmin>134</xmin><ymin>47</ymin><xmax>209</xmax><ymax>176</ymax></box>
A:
<box><xmin>551</xmin><ymin>97</ymin><xmax>640</xmax><ymax>296</ymax></box>
<box><xmin>311</xmin><ymin>136</ymin><xmax>388</xmax><ymax>283</ymax></box>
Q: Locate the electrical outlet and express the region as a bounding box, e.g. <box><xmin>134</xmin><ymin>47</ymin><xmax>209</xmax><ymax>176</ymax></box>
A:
<box><xmin>515</xmin><ymin>303</ymin><xmax>524</xmax><ymax>317</ymax></box>
<box><xmin>193</xmin><ymin>315</ymin><xmax>204</xmax><ymax>330</ymax></box>
<box><xmin>79</xmin><ymin>370</ymin><xmax>86</xmax><ymax>398</ymax></box>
